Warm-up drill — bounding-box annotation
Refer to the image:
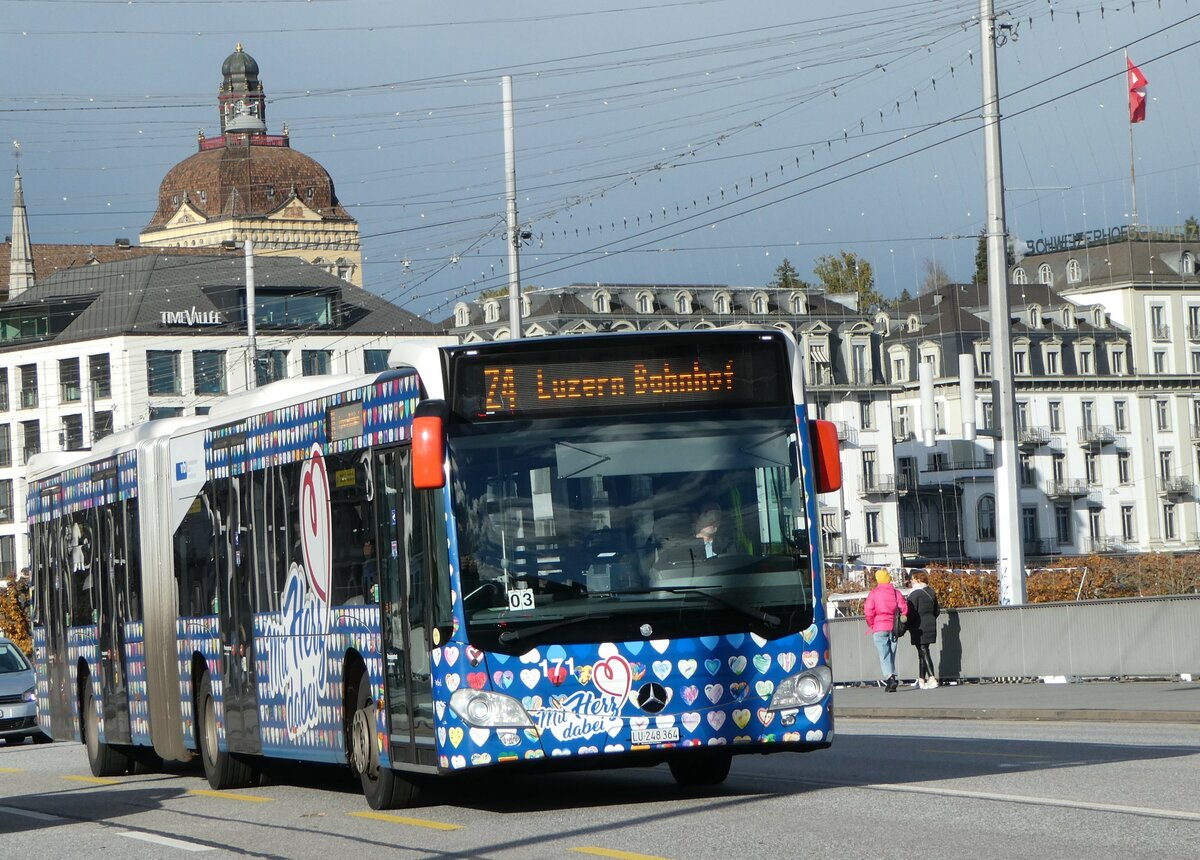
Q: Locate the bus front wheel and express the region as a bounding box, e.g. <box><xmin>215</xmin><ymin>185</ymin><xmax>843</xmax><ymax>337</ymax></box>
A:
<box><xmin>668</xmin><ymin>752</ymin><xmax>732</xmax><ymax>786</ymax></box>
<box><xmin>196</xmin><ymin>673</ymin><xmax>256</xmax><ymax>790</ymax></box>
<box><xmin>348</xmin><ymin>670</ymin><xmax>418</xmax><ymax>810</ymax></box>
<box><xmin>83</xmin><ymin>685</ymin><xmax>132</xmax><ymax>777</ymax></box>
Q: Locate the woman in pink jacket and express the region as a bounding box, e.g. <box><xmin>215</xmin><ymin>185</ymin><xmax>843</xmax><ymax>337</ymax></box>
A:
<box><xmin>864</xmin><ymin>569</ymin><xmax>907</xmax><ymax>692</ymax></box>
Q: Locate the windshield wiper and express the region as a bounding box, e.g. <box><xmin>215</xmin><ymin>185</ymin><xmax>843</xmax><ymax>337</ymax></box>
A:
<box><xmin>617</xmin><ymin>586</ymin><xmax>781</xmax><ymax>628</ymax></box>
<box><xmin>497</xmin><ymin>613</ymin><xmax>613</xmax><ymax>645</ymax></box>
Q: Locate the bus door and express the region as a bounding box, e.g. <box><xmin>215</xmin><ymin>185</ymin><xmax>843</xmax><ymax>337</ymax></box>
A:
<box><xmin>374</xmin><ymin>448</ymin><xmax>435</xmax><ymax>763</ymax></box>
<box><xmin>34</xmin><ymin>506</ymin><xmax>73</xmax><ymax>738</ymax></box>
<box><xmin>94</xmin><ymin>503</ymin><xmax>131</xmax><ymax>744</ymax></box>
<box><xmin>213</xmin><ymin>474</ymin><xmax>261</xmax><ymax>754</ymax></box>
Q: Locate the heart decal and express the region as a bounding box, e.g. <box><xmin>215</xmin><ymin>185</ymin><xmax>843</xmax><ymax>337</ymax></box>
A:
<box><xmin>592</xmin><ymin>655</ymin><xmax>633</xmax><ymax>702</ymax></box>
<box><xmin>752</xmin><ymin>654</ymin><xmax>772</xmax><ymax>674</ymax></box>
<box><xmin>681</xmin><ymin>685</ymin><xmax>699</xmax><ymax>706</ymax></box>
<box><xmin>728</xmin><ymin>655</ymin><xmax>747</xmax><ymax>675</ymax></box>
<box><xmin>757</xmin><ymin>708</ymin><xmax>775</xmax><ymax>727</ymax></box>
<box><xmin>802</xmin><ymin>650</ymin><xmax>819</xmax><ymax>669</ymax></box>
<box><xmin>804</xmin><ymin>704</ymin><xmax>823</xmax><ymax>724</ymax></box>
<box><xmin>652</xmin><ymin>660</ymin><xmax>672</xmax><ymax>680</ymax></box>
<box><xmin>707</xmin><ymin>711</ymin><xmax>726</xmax><ymax>730</ymax></box>
<box><xmin>681</xmin><ymin>712</ymin><xmax>701</xmax><ymax>733</ymax></box>
<box><xmin>732</xmin><ymin>708</ymin><xmax>752</xmax><ymax>729</ymax></box>
<box><xmin>469</xmin><ymin>727</ymin><xmax>490</xmax><ymax>745</ymax></box>
<box><xmin>520</xmin><ymin>668</ymin><xmax>541</xmax><ymax>689</ymax></box>
<box><xmin>493</xmin><ymin>669</ymin><xmax>514</xmax><ymax>689</ymax></box>
<box><xmin>704</xmin><ymin>683</ymin><xmax>724</xmax><ymax>704</ymax></box>
<box><xmin>467</xmin><ymin>671</ymin><xmax>487</xmax><ymax>690</ymax></box>
<box><xmin>777</xmin><ymin>652</ymin><xmax>796</xmax><ymax>673</ymax></box>
<box><xmin>677</xmin><ymin>659</ymin><xmax>697</xmax><ymax>679</ymax></box>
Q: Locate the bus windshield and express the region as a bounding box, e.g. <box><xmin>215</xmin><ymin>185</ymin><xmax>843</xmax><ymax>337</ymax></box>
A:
<box><xmin>449</xmin><ymin>406</ymin><xmax>812</xmax><ymax>651</ymax></box>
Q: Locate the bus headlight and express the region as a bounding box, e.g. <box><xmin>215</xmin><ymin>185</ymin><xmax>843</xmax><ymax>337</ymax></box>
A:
<box><xmin>768</xmin><ymin>665</ymin><xmax>832</xmax><ymax>710</ymax></box>
<box><xmin>449</xmin><ymin>689</ymin><xmax>534</xmax><ymax>728</ymax></box>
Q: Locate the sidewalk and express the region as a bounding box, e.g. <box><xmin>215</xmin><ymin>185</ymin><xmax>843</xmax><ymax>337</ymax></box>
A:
<box><xmin>834</xmin><ymin>679</ymin><xmax>1200</xmax><ymax>723</ymax></box>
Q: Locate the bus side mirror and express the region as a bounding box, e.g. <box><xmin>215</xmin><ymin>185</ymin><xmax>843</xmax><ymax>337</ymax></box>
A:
<box><xmin>808</xmin><ymin>419</ymin><xmax>842</xmax><ymax>494</ymax></box>
<box><xmin>413</xmin><ymin>401</ymin><xmax>447</xmax><ymax>489</ymax></box>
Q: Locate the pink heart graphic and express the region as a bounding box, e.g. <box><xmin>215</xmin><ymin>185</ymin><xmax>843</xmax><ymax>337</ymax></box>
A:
<box><xmin>299</xmin><ymin>445</ymin><xmax>331</xmax><ymax>604</ymax></box>
<box><xmin>681</xmin><ymin>685</ymin><xmax>699</xmax><ymax>706</ymax></box>
<box><xmin>592</xmin><ymin>655</ymin><xmax>632</xmax><ymax>701</ymax></box>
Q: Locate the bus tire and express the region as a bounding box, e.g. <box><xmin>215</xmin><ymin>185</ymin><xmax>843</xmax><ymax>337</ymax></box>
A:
<box><xmin>196</xmin><ymin>673</ymin><xmax>256</xmax><ymax>790</ymax></box>
<box><xmin>348</xmin><ymin>670</ymin><xmax>418</xmax><ymax>810</ymax></box>
<box><xmin>668</xmin><ymin>752</ymin><xmax>732</xmax><ymax>786</ymax></box>
<box><xmin>84</xmin><ymin>686</ymin><xmax>132</xmax><ymax>777</ymax></box>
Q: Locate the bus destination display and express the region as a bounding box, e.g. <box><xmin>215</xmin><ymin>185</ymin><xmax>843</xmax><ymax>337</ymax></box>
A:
<box><xmin>451</xmin><ymin>337</ymin><xmax>788</xmax><ymax>418</ymax></box>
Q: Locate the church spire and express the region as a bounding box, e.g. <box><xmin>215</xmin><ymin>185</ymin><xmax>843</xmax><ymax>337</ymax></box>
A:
<box><xmin>8</xmin><ymin>165</ymin><xmax>34</xmax><ymax>300</ymax></box>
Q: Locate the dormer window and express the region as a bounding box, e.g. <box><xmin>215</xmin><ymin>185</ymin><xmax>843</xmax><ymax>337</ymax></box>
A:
<box><xmin>1184</xmin><ymin>251</ymin><xmax>1195</xmax><ymax>275</ymax></box>
<box><xmin>266</xmin><ymin>185</ymin><xmax>276</xmax><ymax>201</ymax></box>
<box><xmin>636</xmin><ymin>291</ymin><xmax>654</xmax><ymax>314</ymax></box>
<box><xmin>1093</xmin><ymin>308</ymin><xmax>1105</xmax><ymax>327</ymax></box>
<box><xmin>752</xmin><ymin>292</ymin><xmax>769</xmax><ymax>315</ymax></box>
<box><xmin>305</xmin><ymin>187</ymin><xmax>314</xmax><ymax>201</ymax></box>
<box><xmin>454</xmin><ymin>303</ymin><xmax>470</xmax><ymax>327</ymax></box>
<box><xmin>484</xmin><ymin>300</ymin><xmax>500</xmax><ymax>324</ymax></box>
<box><xmin>1066</xmin><ymin>259</ymin><xmax>1082</xmax><ymax>283</ymax></box>
<box><xmin>592</xmin><ymin>290</ymin><xmax>610</xmax><ymax>314</ymax></box>
<box><xmin>715</xmin><ymin>292</ymin><xmax>731</xmax><ymax>314</ymax></box>
<box><xmin>1062</xmin><ymin>308</ymin><xmax>1073</xmax><ymax>328</ymax></box>
<box><xmin>674</xmin><ymin>291</ymin><xmax>692</xmax><ymax>314</ymax></box>
<box><xmin>906</xmin><ymin>315</ymin><xmax>920</xmax><ymax>333</ymax></box>
<box><xmin>790</xmin><ymin>292</ymin><xmax>805</xmax><ymax>314</ymax></box>
<box><xmin>1013</xmin><ymin>267</ymin><xmax>1028</xmax><ymax>284</ymax></box>
<box><xmin>1028</xmin><ymin>304</ymin><xmax>1042</xmax><ymax>328</ymax></box>
<box><xmin>521</xmin><ymin>294</ymin><xmax>532</xmax><ymax>317</ymax></box>
<box><xmin>1038</xmin><ymin>264</ymin><xmax>1053</xmax><ymax>285</ymax></box>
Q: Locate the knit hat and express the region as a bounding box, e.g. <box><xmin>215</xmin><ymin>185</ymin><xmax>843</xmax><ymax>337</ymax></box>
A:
<box><xmin>874</xmin><ymin>569</ymin><xmax>891</xmax><ymax>584</ymax></box>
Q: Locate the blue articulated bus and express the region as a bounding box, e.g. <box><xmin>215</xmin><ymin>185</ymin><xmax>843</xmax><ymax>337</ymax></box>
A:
<box><xmin>28</xmin><ymin>329</ymin><xmax>842</xmax><ymax>808</ymax></box>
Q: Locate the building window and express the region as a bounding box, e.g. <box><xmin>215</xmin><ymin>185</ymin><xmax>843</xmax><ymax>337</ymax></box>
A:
<box><xmin>1153</xmin><ymin>351</ymin><xmax>1167</xmax><ymax>373</ymax></box>
<box><xmin>789</xmin><ymin>293</ymin><xmax>804</xmax><ymax>314</ymax></box>
<box><xmin>1158</xmin><ymin>450</ymin><xmax>1173</xmax><ymax>480</ymax></box>
<box><xmin>149</xmin><ymin>406</ymin><xmax>183</xmax><ymax>420</ymax></box>
<box><xmin>484</xmin><ymin>301</ymin><xmax>500</xmax><ymax>324</ymax></box>
<box><xmin>752</xmin><ymin>293</ymin><xmax>768</xmax><ymax>315</ymax></box>
<box><xmin>93</xmin><ymin>410</ymin><xmax>113</xmax><ymax>441</ymax></box>
<box><xmin>20</xmin><ymin>419</ymin><xmax>39</xmax><ymax>463</ymax></box>
<box><xmin>1077</xmin><ymin>349</ymin><xmax>1093</xmax><ymax>374</ymax></box>
<box><xmin>977</xmin><ymin>496</ymin><xmax>996</xmax><ymax>541</ymax></box>
<box><xmin>1013</xmin><ymin>350</ymin><xmax>1028</xmax><ymax>375</ymax></box>
<box><xmin>1121</xmin><ymin>505</ymin><xmax>1135</xmax><ymax>542</ymax></box>
<box><xmin>1118</xmin><ymin>451</ymin><xmax>1131</xmax><ymax>484</ymax></box>
<box><xmin>1049</xmin><ymin>400</ymin><xmax>1063</xmax><ymax>433</ymax></box>
<box><xmin>891</xmin><ymin>356</ymin><xmax>907</xmax><ymax>383</ymax></box>
<box><xmin>0</xmin><ymin>480</ymin><xmax>11</xmax><ymax>524</ymax></box>
<box><xmin>193</xmin><ymin>351</ymin><xmax>227</xmax><ymax>396</ymax></box>
<box><xmin>1163</xmin><ymin>503</ymin><xmax>1177</xmax><ymax>541</ymax></box>
<box><xmin>865</xmin><ymin>510</ymin><xmax>881</xmax><ymax>545</ymax></box>
<box><xmin>1016</xmin><ymin>401</ymin><xmax>1029</xmax><ymax>431</ymax></box>
<box><xmin>0</xmin><ymin>369</ymin><xmax>7</xmax><ymax>412</ymax></box>
<box><xmin>1192</xmin><ymin>350</ymin><xmax>1200</xmax><ymax>375</ymax></box>
<box><xmin>59</xmin><ymin>358</ymin><xmax>81</xmax><ymax>403</ymax></box>
<box><xmin>1022</xmin><ymin>506</ymin><xmax>1039</xmax><ymax>544</ymax></box>
<box><xmin>675</xmin><ymin>292</ymin><xmax>692</xmax><ymax>315</ymax></box>
<box><xmin>1081</xmin><ymin>400</ymin><xmax>1095</xmax><ymax>430</ymax></box>
<box><xmin>1051</xmin><ymin>453</ymin><xmax>1065</xmax><ymax>483</ymax></box>
<box><xmin>1038</xmin><ymin>263</ymin><xmax>1053</xmax><ymax>285</ymax></box>
<box><xmin>862</xmin><ymin>449</ymin><xmax>877</xmax><ymax>486</ymax></box>
<box><xmin>454</xmin><ymin>304</ymin><xmax>470</xmax><ymax>327</ymax></box>
<box><xmin>977</xmin><ymin>350</ymin><xmax>991</xmax><ymax>376</ymax></box>
<box><xmin>1111</xmin><ymin>349</ymin><xmax>1126</xmax><ymax>375</ymax></box>
<box><xmin>62</xmin><ymin>414</ymin><xmax>84</xmax><ymax>450</ymax></box>
<box><xmin>301</xmin><ymin>350</ymin><xmax>330</xmax><ymax>377</ymax></box>
<box><xmin>146</xmin><ymin>350</ymin><xmax>181</xmax><ymax>396</ymax></box>
<box><xmin>1184</xmin><ymin>252</ymin><xmax>1195</xmax><ymax>275</ymax></box>
<box><xmin>1019</xmin><ymin>452</ymin><xmax>1033</xmax><ymax>486</ymax></box>
<box><xmin>981</xmin><ymin>400</ymin><xmax>994</xmax><ymax>430</ymax></box>
<box><xmin>1113</xmin><ymin>399</ymin><xmax>1127</xmax><ymax>432</ymax></box>
<box><xmin>715</xmin><ymin>293</ymin><xmax>731</xmax><ymax>315</ymax></box>
<box><xmin>0</xmin><ymin>426</ymin><xmax>8</xmax><ymax>468</ymax></box>
<box><xmin>1089</xmin><ymin>509</ymin><xmax>1102</xmax><ymax>541</ymax></box>
<box><xmin>1085</xmin><ymin>452</ymin><xmax>1099</xmax><ymax>485</ymax></box>
<box><xmin>859</xmin><ymin>397</ymin><xmax>873</xmax><ymax>430</ymax></box>
<box><xmin>255</xmin><ymin>350</ymin><xmax>288</xmax><ymax>386</ymax></box>
<box><xmin>1055</xmin><ymin>504</ymin><xmax>1072</xmax><ymax>544</ymax></box>
<box><xmin>1155</xmin><ymin>399</ymin><xmax>1170</xmax><ymax>431</ymax></box>
<box><xmin>89</xmin><ymin>354</ymin><xmax>111</xmax><ymax>399</ymax></box>
<box><xmin>365</xmin><ymin>349</ymin><xmax>390</xmax><ymax>373</ymax></box>
<box><xmin>19</xmin><ymin>364</ymin><xmax>37</xmax><ymax>409</ymax></box>
<box><xmin>1013</xmin><ymin>267</ymin><xmax>1027</xmax><ymax>284</ymax></box>
<box><xmin>1150</xmin><ymin>304</ymin><xmax>1168</xmax><ymax>340</ymax></box>
<box><xmin>592</xmin><ymin>291</ymin><xmax>610</xmax><ymax>313</ymax></box>
<box><xmin>1066</xmin><ymin>259</ymin><xmax>1082</xmax><ymax>283</ymax></box>
<box><xmin>1045</xmin><ymin>350</ymin><xmax>1060</xmax><ymax>374</ymax></box>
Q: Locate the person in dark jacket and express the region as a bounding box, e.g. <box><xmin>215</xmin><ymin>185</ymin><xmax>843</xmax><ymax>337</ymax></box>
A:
<box><xmin>906</xmin><ymin>572</ymin><xmax>940</xmax><ymax>689</ymax></box>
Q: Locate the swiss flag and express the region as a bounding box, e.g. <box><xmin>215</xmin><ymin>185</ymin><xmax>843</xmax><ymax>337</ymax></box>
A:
<box><xmin>1128</xmin><ymin>57</ymin><xmax>1148</xmax><ymax>124</ymax></box>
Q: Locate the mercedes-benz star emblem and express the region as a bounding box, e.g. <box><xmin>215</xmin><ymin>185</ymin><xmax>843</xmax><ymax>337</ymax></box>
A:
<box><xmin>635</xmin><ymin>682</ymin><xmax>668</xmax><ymax>714</ymax></box>
<box><xmin>639</xmin><ymin>623</ymin><xmax>653</xmax><ymax>637</ymax></box>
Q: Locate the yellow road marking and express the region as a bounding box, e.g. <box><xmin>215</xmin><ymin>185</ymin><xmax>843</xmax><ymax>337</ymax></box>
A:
<box><xmin>349</xmin><ymin>810</ymin><xmax>463</xmax><ymax>830</ymax></box>
<box><xmin>188</xmin><ymin>789</ymin><xmax>273</xmax><ymax>803</ymax></box>
<box><xmin>64</xmin><ymin>775</ymin><xmax>119</xmax><ymax>785</ymax></box>
<box><xmin>922</xmin><ymin>748</ymin><xmax>1051</xmax><ymax>760</ymax></box>
<box><xmin>0</xmin><ymin>768</ymin><xmax>23</xmax><ymax>773</ymax></box>
<box><xmin>573</xmin><ymin>849</ymin><xmax>671</xmax><ymax>860</ymax></box>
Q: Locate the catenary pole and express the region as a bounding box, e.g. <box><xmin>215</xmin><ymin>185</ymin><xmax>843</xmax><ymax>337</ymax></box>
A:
<box><xmin>502</xmin><ymin>75</ymin><xmax>522</xmax><ymax>339</ymax></box>
<box><xmin>980</xmin><ymin>0</ymin><xmax>1026</xmax><ymax>604</ymax></box>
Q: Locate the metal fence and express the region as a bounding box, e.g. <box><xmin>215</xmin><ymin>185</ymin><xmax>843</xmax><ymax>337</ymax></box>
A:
<box><xmin>829</xmin><ymin>594</ymin><xmax>1200</xmax><ymax>682</ymax></box>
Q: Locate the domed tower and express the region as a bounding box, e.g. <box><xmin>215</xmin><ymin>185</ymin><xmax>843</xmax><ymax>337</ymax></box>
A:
<box><xmin>139</xmin><ymin>45</ymin><xmax>362</xmax><ymax>286</ymax></box>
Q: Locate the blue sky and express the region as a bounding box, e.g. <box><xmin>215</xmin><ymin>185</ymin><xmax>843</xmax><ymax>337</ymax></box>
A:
<box><xmin>3</xmin><ymin>0</ymin><xmax>1199</xmax><ymax>320</ymax></box>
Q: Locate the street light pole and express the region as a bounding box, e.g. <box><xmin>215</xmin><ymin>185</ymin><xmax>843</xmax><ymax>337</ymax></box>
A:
<box><xmin>980</xmin><ymin>0</ymin><xmax>1026</xmax><ymax>604</ymax></box>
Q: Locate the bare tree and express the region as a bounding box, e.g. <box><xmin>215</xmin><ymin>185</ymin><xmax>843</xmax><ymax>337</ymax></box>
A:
<box><xmin>920</xmin><ymin>258</ymin><xmax>953</xmax><ymax>294</ymax></box>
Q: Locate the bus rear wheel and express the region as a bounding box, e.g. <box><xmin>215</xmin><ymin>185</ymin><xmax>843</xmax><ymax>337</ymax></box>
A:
<box><xmin>668</xmin><ymin>752</ymin><xmax>732</xmax><ymax>786</ymax></box>
<box><xmin>84</xmin><ymin>685</ymin><xmax>132</xmax><ymax>777</ymax></box>
<box><xmin>196</xmin><ymin>673</ymin><xmax>256</xmax><ymax>790</ymax></box>
<box><xmin>348</xmin><ymin>670</ymin><xmax>418</xmax><ymax>810</ymax></box>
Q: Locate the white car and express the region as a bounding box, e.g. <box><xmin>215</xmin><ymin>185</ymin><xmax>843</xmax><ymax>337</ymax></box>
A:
<box><xmin>0</xmin><ymin>637</ymin><xmax>50</xmax><ymax>745</ymax></box>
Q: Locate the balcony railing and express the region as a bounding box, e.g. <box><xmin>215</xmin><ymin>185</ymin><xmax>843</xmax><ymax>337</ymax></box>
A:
<box><xmin>1045</xmin><ymin>478</ymin><xmax>1089</xmax><ymax>498</ymax></box>
<box><xmin>1078</xmin><ymin>425</ymin><xmax>1117</xmax><ymax>446</ymax></box>
<box><xmin>1151</xmin><ymin>323</ymin><xmax>1171</xmax><ymax>341</ymax></box>
<box><xmin>833</xmin><ymin>421</ymin><xmax>858</xmax><ymax>445</ymax></box>
<box><xmin>1158</xmin><ymin>476</ymin><xmax>1195</xmax><ymax>497</ymax></box>
<box><xmin>892</xmin><ymin>422</ymin><xmax>913</xmax><ymax>442</ymax></box>
<box><xmin>899</xmin><ymin>536</ymin><xmax>920</xmax><ymax>555</ymax></box>
<box><xmin>1017</xmin><ymin>426</ymin><xmax>1051</xmax><ymax>448</ymax></box>
<box><xmin>1082</xmin><ymin>536</ymin><xmax>1123</xmax><ymax>554</ymax></box>
<box><xmin>859</xmin><ymin>475</ymin><xmax>896</xmax><ymax>495</ymax></box>
<box><xmin>822</xmin><ymin>537</ymin><xmax>862</xmax><ymax>559</ymax></box>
